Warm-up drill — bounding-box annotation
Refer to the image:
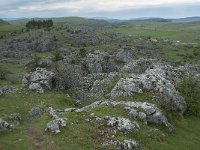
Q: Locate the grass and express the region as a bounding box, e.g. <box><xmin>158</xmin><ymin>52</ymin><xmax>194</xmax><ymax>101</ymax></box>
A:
<box><xmin>112</xmin><ymin>21</ymin><xmax>200</xmax><ymax>43</ymax></box>
<box><xmin>149</xmin><ymin>116</ymin><xmax>200</xmax><ymax>150</ymax></box>
<box><xmin>0</xmin><ymin>90</ymin><xmax>200</xmax><ymax>149</ymax></box>
<box><xmin>113</xmin><ymin>27</ymin><xmax>179</xmax><ymax>38</ymax></box>
<box><xmin>163</xmin><ymin>48</ymin><xmax>198</xmax><ymax>63</ymax></box>
<box><xmin>0</xmin><ymin>18</ymin><xmax>200</xmax><ymax>149</ymax></box>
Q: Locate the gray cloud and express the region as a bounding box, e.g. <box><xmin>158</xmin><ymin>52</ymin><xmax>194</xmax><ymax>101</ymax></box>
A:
<box><xmin>0</xmin><ymin>0</ymin><xmax>200</xmax><ymax>18</ymax></box>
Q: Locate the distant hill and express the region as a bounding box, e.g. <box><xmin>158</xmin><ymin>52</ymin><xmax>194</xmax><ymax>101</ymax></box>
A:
<box><xmin>172</xmin><ymin>17</ymin><xmax>200</xmax><ymax>23</ymax></box>
<box><xmin>7</xmin><ymin>17</ymin><xmax>108</xmax><ymax>26</ymax></box>
<box><xmin>0</xmin><ymin>19</ymin><xmax>10</xmax><ymax>26</ymax></box>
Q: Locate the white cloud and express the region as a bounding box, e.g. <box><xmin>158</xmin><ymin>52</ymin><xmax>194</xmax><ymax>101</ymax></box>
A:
<box><xmin>0</xmin><ymin>0</ymin><xmax>200</xmax><ymax>18</ymax></box>
<box><xmin>16</xmin><ymin>0</ymin><xmax>200</xmax><ymax>12</ymax></box>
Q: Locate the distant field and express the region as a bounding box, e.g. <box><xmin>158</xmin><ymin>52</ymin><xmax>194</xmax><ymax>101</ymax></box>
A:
<box><xmin>112</xmin><ymin>22</ymin><xmax>200</xmax><ymax>43</ymax></box>
<box><xmin>0</xmin><ymin>25</ymin><xmax>21</xmax><ymax>32</ymax></box>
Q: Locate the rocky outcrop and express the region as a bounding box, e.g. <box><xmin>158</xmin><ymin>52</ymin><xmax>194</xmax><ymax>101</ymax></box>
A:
<box><xmin>116</xmin><ymin>48</ymin><xmax>135</xmax><ymax>63</ymax></box>
<box><xmin>9</xmin><ymin>114</ymin><xmax>21</xmax><ymax>122</ymax></box>
<box><xmin>38</xmin><ymin>56</ymin><xmax>54</xmax><ymax>67</ymax></box>
<box><xmin>83</xmin><ymin>51</ymin><xmax>118</xmax><ymax>74</ymax></box>
<box><xmin>0</xmin><ymin>118</ymin><xmax>14</xmax><ymax>131</ymax></box>
<box><xmin>83</xmin><ymin>53</ymin><xmax>104</xmax><ymax>74</ymax></box>
<box><xmin>111</xmin><ymin>66</ymin><xmax>186</xmax><ymax>114</ymax></box>
<box><xmin>115</xmin><ymin>140</ymin><xmax>140</xmax><ymax>150</ymax></box>
<box><xmin>22</xmin><ymin>68</ymin><xmax>54</xmax><ymax>93</ymax></box>
<box><xmin>62</xmin><ymin>100</ymin><xmax>172</xmax><ymax>130</ymax></box>
<box><xmin>45</xmin><ymin>118</ymin><xmax>68</xmax><ymax>133</ymax></box>
<box><xmin>29</xmin><ymin>106</ymin><xmax>46</xmax><ymax>119</ymax></box>
<box><xmin>121</xmin><ymin>58</ymin><xmax>155</xmax><ymax>74</ymax></box>
<box><xmin>104</xmin><ymin>116</ymin><xmax>139</xmax><ymax>133</ymax></box>
<box><xmin>0</xmin><ymin>86</ymin><xmax>15</xmax><ymax>96</ymax></box>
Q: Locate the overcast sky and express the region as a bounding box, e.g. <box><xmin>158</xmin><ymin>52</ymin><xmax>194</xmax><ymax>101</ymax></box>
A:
<box><xmin>0</xmin><ymin>0</ymin><xmax>200</xmax><ymax>19</ymax></box>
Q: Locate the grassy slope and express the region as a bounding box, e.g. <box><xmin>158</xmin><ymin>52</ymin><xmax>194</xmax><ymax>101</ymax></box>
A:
<box><xmin>112</xmin><ymin>21</ymin><xmax>200</xmax><ymax>63</ymax></box>
<box><xmin>0</xmin><ymin>90</ymin><xmax>199</xmax><ymax>150</ymax></box>
<box><xmin>0</xmin><ymin>18</ymin><xmax>200</xmax><ymax>149</ymax></box>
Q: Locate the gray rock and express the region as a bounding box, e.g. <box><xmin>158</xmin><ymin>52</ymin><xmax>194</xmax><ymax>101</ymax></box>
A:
<box><xmin>45</xmin><ymin>118</ymin><xmax>68</xmax><ymax>133</ymax></box>
<box><xmin>104</xmin><ymin>116</ymin><xmax>139</xmax><ymax>133</ymax></box>
<box><xmin>127</xmin><ymin>108</ymin><xmax>147</xmax><ymax>124</ymax></box>
<box><xmin>84</xmin><ymin>53</ymin><xmax>104</xmax><ymax>74</ymax></box>
<box><xmin>116</xmin><ymin>140</ymin><xmax>140</xmax><ymax>150</ymax></box>
<box><xmin>68</xmin><ymin>100</ymin><xmax>172</xmax><ymax>130</ymax></box>
<box><xmin>9</xmin><ymin>113</ymin><xmax>21</xmax><ymax>122</ymax></box>
<box><xmin>0</xmin><ymin>118</ymin><xmax>14</xmax><ymax>131</ymax></box>
<box><xmin>29</xmin><ymin>83</ymin><xmax>44</xmax><ymax>94</ymax></box>
<box><xmin>22</xmin><ymin>68</ymin><xmax>54</xmax><ymax>93</ymax></box>
<box><xmin>110</xmin><ymin>77</ymin><xmax>142</xmax><ymax>98</ymax></box>
<box><xmin>0</xmin><ymin>86</ymin><xmax>16</xmax><ymax>96</ymax></box>
<box><xmin>111</xmin><ymin>65</ymin><xmax>186</xmax><ymax>114</ymax></box>
<box><xmin>29</xmin><ymin>106</ymin><xmax>46</xmax><ymax>119</ymax></box>
<box><xmin>116</xmin><ymin>48</ymin><xmax>135</xmax><ymax>63</ymax></box>
<box><xmin>38</xmin><ymin>56</ymin><xmax>54</xmax><ymax>67</ymax></box>
<box><xmin>121</xmin><ymin>58</ymin><xmax>154</xmax><ymax>74</ymax></box>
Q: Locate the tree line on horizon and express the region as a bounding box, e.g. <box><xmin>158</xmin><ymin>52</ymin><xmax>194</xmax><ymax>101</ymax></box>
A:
<box><xmin>26</xmin><ymin>19</ymin><xmax>53</xmax><ymax>29</ymax></box>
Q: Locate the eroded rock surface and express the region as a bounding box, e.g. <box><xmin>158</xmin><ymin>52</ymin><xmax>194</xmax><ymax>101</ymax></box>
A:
<box><xmin>115</xmin><ymin>139</ymin><xmax>140</xmax><ymax>150</ymax></box>
<box><xmin>22</xmin><ymin>68</ymin><xmax>54</xmax><ymax>93</ymax></box>
<box><xmin>45</xmin><ymin>118</ymin><xmax>68</xmax><ymax>133</ymax></box>
<box><xmin>104</xmin><ymin>116</ymin><xmax>139</xmax><ymax>133</ymax></box>
<box><xmin>0</xmin><ymin>86</ymin><xmax>16</xmax><ymax>96</ymax></box>
<box><xmin>111</xmin><ymin>65</ymin><xmax>186</xmax><ymax>114</ymax></box>
<box><xmin>0</xmin><ymin>118</ymin><xmax>14</xmax><ymax>131</ymax></box>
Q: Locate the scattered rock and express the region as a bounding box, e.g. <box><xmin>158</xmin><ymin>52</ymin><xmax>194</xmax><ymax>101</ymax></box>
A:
<box><xmin>115</xmin><ymin>139</ymin><xmax>140</xmax><ymax>150</ymax></box>
<box><xmin>45</xmin><ymin>118</ymin><xmax>68</xmax><ymax>133</ymax></box>
<box><xmin>0</xmin><ymin>118</ymin><xmax>14</xmax><ymax>131</ymax></box>
<box><xmin>104</xmin><ymin>116</ymin><xmax>139</xmax><ymax>133</ymax></box>
<box><xmin>9</xmin><ymin>113</ymin><xmax>21</xmax><ymax>122</ymax></box>
<box><xmin>29</xmin><ymin>106</ymin><xmax>46</xmax><ymax>119</ymax></box>
<box><xmin>0</xmin><ymin>86</ymin><xmax>16</xmax><ymax>96</ymax></box>
<box><xmin>29</xmin><ymin>83</ymin><xmax>44</xmax><ymax>94</ymax></box>
<box><xmin>38</xmin><ymin>56</ymin><xmax>54</xmax><ymax>67</ymax></box>
<box><xmin>111</xmin><ymin>65</ymin><xmax>186</xmax><ymax>114</ymax></box>
<box><xmin>22</xmin><ymin>68</ymin><xmax>54</xmax><ymax>93</ymax></box>
<box><xmin>121</xmin><ymin>58</ymin><xmax>154</xmax><ymax>74</ymax></box>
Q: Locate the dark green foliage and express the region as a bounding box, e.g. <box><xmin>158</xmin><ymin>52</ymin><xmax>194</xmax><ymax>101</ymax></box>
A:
<box><xmin>0</xmin><ymin>67</ymin><xmax>6</xmax><ymax>80</ymax></box>
<box><xmin>53</xmin><ymin>51</ymin><xmax>63</xmax><ymax>61</ymax></box>
<box><xmin>53</xmin><ymin>62</ymin><xmax>82</xmax><ymax>89</ymax></box>
<box><xmin>26</xmin><ymin>19</ymin><xmax>53</xmax><ymax>29</ymax></box>
<box><xmin>25</xmin><ymin>55</ymin><xmax>40</xmax><ymax>71</ymax></box>
<box><xmin>79</xmin><ymin>48</ymin><xmax>86</xmax><ymax>58</ymax></box>
<box><xmin>178</xmin><ymin>76</ymin><xmax>200</xmax><ymax>117</ymax></box>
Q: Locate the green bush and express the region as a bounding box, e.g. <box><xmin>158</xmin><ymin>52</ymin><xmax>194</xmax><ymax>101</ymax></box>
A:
<box><xmin>79</xmin><ymin>48</ymin><xmax>86</xmax><ymax>58</ymax></box>
<box><xmin>53</xmin><ymin>51</ymin><xmax>63</xmax><ymax>61</ymax></box>
<box><xmin>178</xmin><ymin>75</ymin><xmax>200</xmax><ymax>117</ymax></box>
<box><xmin>0</xmin><ymin>67</ymin><xmax>6</xmax><ymax>80</ymax></box>
<box><xmin>25</xmin><ymin>55</ymin><xmax>40</xmax><ymax>71</ymax></box>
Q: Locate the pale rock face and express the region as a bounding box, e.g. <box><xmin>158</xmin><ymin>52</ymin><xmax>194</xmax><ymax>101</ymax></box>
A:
<box><xmin>110</xmin><ymin>77</ymin><xmax>142</xmax><ymax>98</ymax></box>
<box><xmin>84</xmin><ymin>53</ymin><xmax>104</xmax><ymax>74</ymax></box>
<box><xmin>22</xmin><ymin>68</ymin><xmax>54</xmax><ymax>93</ymax></box>
<box><xmin>0</xmin><ymin>118</ymin><xmax>14</xmax><ymax>131</ymax></box>
<box><xmin>38</xmin><ymin>56</ymin><xmax>54</xmax><ymax>67</ymax></box>
<box><xmin>28</xmin><ymin>83</ymin><xmax>44</xmax><ymax>94</ymax></box>
<box><xmin>104</xmin><ymin>116</ymin><xmax>139</xmax><ymax>133</ymax></box>
<box><xmin>46</xmin><ymin>118</ymin><xmax>67</xmax><ymax>133</ymax></box>
<box><xmin>116</xmin><ymin>48</ymin><xmax>135</xmax><ymax>63</ymax></box>
<box><xmin>111</xmin><ymin>65</ymin><xmax>186</xmax><ymax>114</ymax></box>
<box><xmin>121</xmin><ymin>58</ymin><xmax>154</xmax><ymax>74</ymax></box>
<box><xmin>0</xmin><ymin>86</ymin><xmax>15</xmax><ymax>96</ymax></box>
<box><xmin>115</xmin><ymin>140</ymin><xmax>140</xmax><ymax>150</ymax></box>
<box><xmin>29</xmin><ymin>106</ymin><xmax>46</xmax><ymax>119</ymax></box>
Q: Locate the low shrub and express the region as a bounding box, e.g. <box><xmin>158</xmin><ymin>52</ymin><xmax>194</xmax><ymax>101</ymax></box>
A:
<box><xmin>178</xmin><ymin>75</ymin><xmax>200</xmax><ymax>117</ymax></box>
<box><xmin>53</xmin><ymin>62</ymin><xmax>83</xmax><ymax>89</ymax></box>
<box><xmin>0</xmin><ymin>67</ymin><xmax>6</xmax><ymax>80</ymax></box>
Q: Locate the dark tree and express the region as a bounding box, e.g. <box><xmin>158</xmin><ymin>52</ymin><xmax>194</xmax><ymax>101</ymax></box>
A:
<box><xmin>26</xmin><ymin>19</ymin><xmax>54</xmax><ymax>29</ymax></box>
